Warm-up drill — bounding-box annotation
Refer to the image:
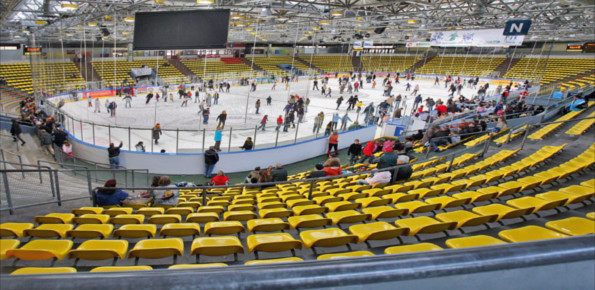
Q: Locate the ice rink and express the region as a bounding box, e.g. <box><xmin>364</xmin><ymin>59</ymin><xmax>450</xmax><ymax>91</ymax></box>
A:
<box><xmin>61</xmin><ymin>76</ymin><xmax>485</xmax><ymax>153</ymax></box>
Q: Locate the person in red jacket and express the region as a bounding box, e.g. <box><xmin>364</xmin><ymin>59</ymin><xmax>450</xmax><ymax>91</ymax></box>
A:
<box><xmin>327</xmin><ymin>131</ymin><xmax>339</xmax><ymax>156</ymax></box>
<box><xmin>359</xmin><ymin>139</ymin><xmax>379</xmax><ymax>164</ymax></box>
<box><xmin>276</xmin><ymin>115</ymin><xmax>283</xmax><ymax>131</ymax></box>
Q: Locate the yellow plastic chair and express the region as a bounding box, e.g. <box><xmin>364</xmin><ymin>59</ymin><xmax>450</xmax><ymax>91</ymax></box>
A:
<box><xmin>66</xmin><ymin>224</ymin><xmax>113</xmax><ymax>239</ymax></box>
<box><xmin>292</xmin><ymin>204</ymin><xmax>328</xmax><ymax>215</ymax></box>
<box><xmin>394</xmin><ymin>201</ymin><xmax>440</xmax><ymax>215</ymax></box>
<box><xmin>498</xmin><ymin>226</ymin><xmax>568</xmax><ymax>242</ymax></box>
<box><xmin>587</xmin><ymin>212</ymin><xmax>595</xmax><ymax>220</ymax></box>
<box><xmin>197</xmin><ymin>206</ymin><xmax>225</xmax><ymax>214</ymax></box>
<box><xmin>191</xmin><ymin>236</ymin><xmax>244</xmax><ymax>263</ymax></box>
<box><xmin>506</xmin><ymin>197</ymin><xmax>566</xmax><ymax>214</ymax></box>
<box><xmin>445</xmin><ymin>235</ymin><xmax>507</xmax><ymax>248</ymax></box>
<box><xmin>223</xmin><ymin>211</ymin><xmax>258</xmax><ymax>222</ymax></box>
<box><xmin>73</xmin><ymin>214</ymin><xmax>111</xmax><ymax>224</ymax></box>
<box><xmin>361</xmin><ymin>206</ymin><xmax>406</xmax><ymax>220</ymax></box>
<box><xmin>245</xmin><ymin>257</ymin><xmax>303</xmax><ymax>265</ymax></box>
<box><xmin>204</xmin><ymin>221</ymin><xmax>245</xmax><ymax>237</ymax></box>
<box><xmin>71</xmin><ymin>207</ymin><xmax>104</xmax><ymax>215</ymax></box>
<box><xmin>147</xmin><ymin>214</ymin><xmax>182</xmax><ymax>225</ymax></box>
<box><xmin>68</xmin><ymin>240</ymin><xmax>129</xmax><ymax>266</ymax></box>
<box><xmin>299</xmin><ymin>228</ymin><xmax>358</xmax><ymax>255</ymax></box>
<box><xmin>453</xmin><ymin>191</ymin><xmax>498</xmax><ymax>203</ymax></box>
<box><xmin>166</xmin><ymin>207</ymin><xmax>195</xmax><ymax>216</ymax></box>
<box><xmin>109</xmin><ymin>214</ymin><xmax>145</xmax><ymax>225</ymax></box>
<box><xmin>384</xmin><ymin>243</ymin><xmax>443</xmax><ymax>255</ymax></box>
<box><xmin>435</xmin><ymin>210</ymin><xmax>498</xmax><ymax>229</ymax></box>
<box><xmin>348</xmin><ymin>222</ymin><xmax>409</xmax><ymax>246</ymax></box>
<box><xmin>259</xmin><ymin>208</ymin><xmax>293</xmax><ymax>218</ymax></box>
<box><xmin>325</xmin><ymin>201</ymin><xmax>360</xmax><ymax>212</ymax></box>
<box><xmin>247</xmin><ymin>218</ymin><xmax>289</xmax><ymax>233</ymax></box>
<box><xmin>246</xmin><ymin>233</ymin><xmax>302</xmax><ymax>259</ymax></box>
<box><xmin>287</xmin><ymin>214</ymin><xmax>332</xmax><ymax>231</ymax></box>
<box><xmin>0</xmin><ymin>223</ymin><xmax>34</xmax><ymax>238</ymax></box>
<box><xmin>11</xmin><ymin>267</ymin><xmax>77</xmax><ymax>275</ymax></box>
<box><xmin>102</xmin><ymin>207</ymin><xmax>134</xmax><ymax>216</ymax></box>
<box><xmin>317</xmin><ymin>251</ymin><xmax>374</xmax><ymax>260</ymax></box>
<box><xmin>24</xmin><ymin>224</ymin><xmax>74</xmax><ymax>239</ymax></box>
<box><xmin>425</xmin><ymin>196</ymin><xmax>470</xmax><ymax>210</ymax></box>
<box><xmin>135</xmin><ymin>207</ymin><xmax>165</xmax><ymax>217</ymax></box>
<box><xmin>113</xmin><ymin>224</ymin><xmax>157</xmax><ymax>239</ymax></box>
<box><xmin>159</xmin><ymin>223</ymin><xmax>201</xmax><ymax>238</ymax></box>
<box><xmin>472</xmin><ymin>204</ymin><xmax>533</xmax><ymax>221</ymax></box>
<box><xmin>6</xmin><ymin>240</ymin><xmax>73</xmax><ymax>265</ymax></box>
<box><xmin>0</xmin><ymin>239</ymin><xmax>20</xmax><ymax>260</ymax></box>
<box><xmin>545</xmin><ymin>217</ymin><xmax>595</xmax><ymax>236</ymax></box>
<box><xmin>356</xmin><ymin>197</ymin><xmax>391</xmax><ymax>208</ymax></box>
<box><xmin>128</xmin><ymin>238</ymin><xmax>184</xmax><ymax>265</ymax></box>
<box><xmin>90</xmin><ymin>266</ymin><xmax>153</xmax><ymax>272</ymax></box>
<box><xmin>169</xmin><ymin>263</ymin><xmax>228</xmax><ymax>269</ymax></box>
<box><xmin>186</xmin><ymin>212</ymin><xmax>220</xmax><ymax>223</ymax></box>
<box><xmin>326</xmin><ymin>210</ymin><xmax>371</xmax><ymax>226</ymax></box>
<box><xmin>33</xmin><ymin>213</ymin><xmax>75</xmax><ymax>224</ymax></box>
<box><xmin>394</xmin><ymin>216</ymin><xmax>456</xmax><ymax>236</ymax></box>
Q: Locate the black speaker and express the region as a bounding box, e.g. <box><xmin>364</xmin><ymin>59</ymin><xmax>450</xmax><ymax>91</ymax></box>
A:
<box><xmin>101</xmin><ymin>28</ymin><xmax>110</xmax><ymax>37</ymax></box>
<box><xmin>364</xmin><ymin>33</ymin><xmax>370</xmax><ymax>38</ymax></box>
<box><xmin>353</xmin><ymin>34</ymin><xmax>363</xmax><ymax>40</ymax></box>
<box><xmin>374</xmin><ymin>27</ymin><xmax>386</xmax><ymax>34</ymax></box>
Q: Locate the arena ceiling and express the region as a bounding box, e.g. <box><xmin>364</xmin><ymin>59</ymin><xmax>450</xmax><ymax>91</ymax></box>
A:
<box><xmin>1</xmin><ymin>0</ymin><xmax>594</xmax><ymax>45</ymax></box>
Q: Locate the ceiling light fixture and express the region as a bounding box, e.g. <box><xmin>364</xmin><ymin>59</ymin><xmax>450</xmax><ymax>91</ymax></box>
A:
<box><xmin>331</xmin><ymin>11</ymin><xmax>343</xmax><ymax>17</ymax></box>
<box><xmin>88</xmin><ymin>22</ymin><xmax>98</xmax><ymax>26</ymax></box>
<box><xmin>235</xmin><ymin>22</ymin><xmax>246</xmax><ymax>27</ymax></box>
<box><xmin>197</xmin><ymin>0</ymin><xmax>214</xmax><ymax>4</ymax></box>
<box><xmin>35</xmin><ymin>20</ymin><xmax>48</xmax><ymax>25</ymax></box>
<box><xmin>260</xmin><ymin>8</ymin><xmax>273</xmax><ymax>18</ymax></box>
<box><xmin>231</xmin><ymin>14</ymin><xmax>243</xmax><ymax>20</ymax></box>
<box><xmin>320</xmin><ymin>20</ymin><xmax>330</xmax><ymax>25</ymax></box>
<box><xmin>407</xmin><ymin>20</ymin><xmax>418</xmax><ymax>24</ymax></box>
<box><xmin>124</xmin><ymin>17</ymin><xmax>135</xmax><ymax>23</ymax></box>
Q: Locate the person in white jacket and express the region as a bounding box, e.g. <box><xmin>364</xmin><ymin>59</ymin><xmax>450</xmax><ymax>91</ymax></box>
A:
<box><xmin>357</xmin><ymin>170</ymin><xmax>391</xmax><ymax>185</ymax></box>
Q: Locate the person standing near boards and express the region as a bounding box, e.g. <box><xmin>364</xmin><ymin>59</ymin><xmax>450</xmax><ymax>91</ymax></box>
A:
<box><xmin>327</xmin><ymin>131</ymin><xmax>339</xmax><ymax>156</ymax></box>
<box><xmin>108</xmin><ymin>141</ymin><xmax>123</xmax><ymax>169</ymax></box>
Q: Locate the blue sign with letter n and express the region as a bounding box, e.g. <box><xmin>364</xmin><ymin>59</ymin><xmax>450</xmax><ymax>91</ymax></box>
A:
<box><xmin>503</xmin><ymin>20</ymin><xmax>532</xmax><ymax>36</ymax></box>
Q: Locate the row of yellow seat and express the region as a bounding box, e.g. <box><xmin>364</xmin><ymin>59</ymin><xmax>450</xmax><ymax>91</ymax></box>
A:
<box><xmin>415</xmin><ymin>56</ymin><xmax>506</xmax><ymax>77</ymax></box>
<box><xmin>504</xmin><ymin>57</ymin><xmax>595</xmax><ymax>85</ymax></box>
<box><xmin>361</xmin><ymin>55</ymin><xmax>424</xmax><ymax>73</ymax></box>
<box><xmin>528</xmin><ymin>102</ymin><xmax>594</xmax><ymax>140</ymax></box>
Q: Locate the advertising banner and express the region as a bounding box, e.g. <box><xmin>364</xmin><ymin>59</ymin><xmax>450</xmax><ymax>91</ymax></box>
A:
<box><xmin>363</xmin><ymin>41</ymin><xmax>374</xmax><ymax>48</ymax></box>
<box><xmin>430</xmin><ymin>29</ymin><xmax>525</xmax><ymax>47</ymax></box>
<box><xmin>406</xmin><ymin>42</ymin><xmax>431</xmax><ymax>48</ymax></box>
<box><xmin>353</xmin><ymin>41</ymin><xmax>363</xmax><ymax>50</ymax></box>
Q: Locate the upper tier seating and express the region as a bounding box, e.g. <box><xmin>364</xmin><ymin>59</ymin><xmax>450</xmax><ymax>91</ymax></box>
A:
<box><xmin>91</xmin><ymin>60</ymin><xmax>185</xmax><ymax>87</ymax></box>
<box><xmin>303</xmin><ymin>55</ymin><xmax>355</xmax><ymax>74</ymax></box>
<box><xmin>361</xmin><ymin>55</ymin><xmax>424</xmax><ymax>73</ymax></box>
<box><xmin>0</xmin><ymin>62</ymin><xmax>85</xmax><ymax>93</ymax></box>
<box><xmin>180</xmin><ymin>59</ymin><xmax>253</xmax><ymax>79</ymax></box>
<box><xmin>504</xmin><ymin>57</ymin><xmax>595</xmax><ymax>85</ymax></box>
<box><xmin>415</xmin><ymin>56</ymin><xmax>506</xmax><ymax>77</ymax></box>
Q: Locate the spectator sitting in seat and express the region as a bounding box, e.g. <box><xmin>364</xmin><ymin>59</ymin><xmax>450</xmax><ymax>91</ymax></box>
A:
<box><xmin>322</xmin><ymin>152</ymin><xmax>342</xmax><ymax>176</ymax></box>
<box><xmin>392</xmin><ymin>155</ymin><xmax>413</xmax><ymax>183</ymax></box>
<box><xmin>307</xmin><ymin>164</ymin><xmax>327</xmax><ymax>178</ymax></box>
<box><xmin>96</xmin><ymin>179</ymin><xmax>129</xmax><ymax>206</ymax></box>
<box><xmin>245</xmin><ymin>167</ymin><xmax>261</xmax><ymax>183</ymax></box>
<box><xmin>211</xmin><ymin>170</ymin><xmax>230</xmax><ymax>186</ymax></box>
<box><xmin>153</xmin><ymin>176</ymin><xmax>179</xmax><ymax>206</ymax></box>
<box><xmin>357</xmin><ymin>170</ymin><xmax>391</xmax><ymax>186</ymax></box>
<box><xmin>271</xmin><ymin>164</ymin><xmax>288</xmax><ymax>181</ymax></box>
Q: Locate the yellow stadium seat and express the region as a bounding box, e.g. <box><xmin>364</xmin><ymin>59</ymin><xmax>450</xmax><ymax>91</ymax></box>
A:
<box><xmin>68</xmin><ymin>240</ymin><xmax>129</xmax><ymax>265</ymax></box>
<box><xmin>33</xmin><ymin>213</ymin><xmax>75</xmax><ymax>224</ymax></box>
<box><xmin>165</xmin><ymin>207</ymin><xmax>195</xmax><ymax>216</ymax></box>
<box><xmin>587</xmin><ymin>212</ymin><xmax>595</xmax><ymax>220</ymax></box>
<box><xmin>559</xmin><ymin>185</ymin><xmax>594</xmax><ymax>198</ymax></box>
<box><xmin>394</xmin><ymin>216</ymin><xmax>456</xmax><ymax>236</ymax></box>
<box><xmin>223</xmin><ymin>211</ymin><xmax>257</xmax><ymax>221</ymax></box>
<box><xmin>394</xmin><ymin>201</ymin><xmax>440</xmax><ymax>215</ymax></box>
<box><xmin>445</xmin><ymin>235</ymin><xmax>507</xmax><ymax>248</ymax></box>
<box><xmin>73</xmin><ymin>214</ymin><xmax>111</xmax><ymax>224</ymax></box>
<box><xmin>435</xmin><ymin>210</ymin><xmax>498</xmax><ymax>229</ymax></box>
<box><xmin>6</xmin><ymin>240</ymin><xmax>73</xmax><ymax>264</ymax></box>
<box><xmin>355</xmin><ymin>197</ymin><xmax>391</xmax><ymax>208</ymax></box>
<box><xmin>453</xmin><ymin>191</ymin><xmax>498</xmax><ymax>203</ymax></box>
<box><xmin>186</xmin><ymin>212</ymin><xmax>220</xmax><ymax>223</ymax></box>
<box><xmin>197</xmin><ymin>206</ymin><xmax>225</xmax><ymax>214</ymax></box>
<box><xmin>326</xmin><ymin>210</ymin><xmax>371</xmax><ymax>226</ymax></box>
<box><xmin>102</xmin><ymin>207</ymin><xmax>134</xmax><ymax>216</ymax></box>
<box><xmin>147</xmin><ymin>214</ymin><xmax>182</xmax><ymax>224</ymax></box>
<box><xmin>259</xmin><ymin>208</ymin><xmax>293</xmax><ymax>218</ymax></box>
<box><xmin>245</xmin><ymin>257</ymin><xmax>303</xmax><ymax>265</ymax></box>
<box><xmin>506</xmin><ymin>197</ymin><xmax>566</xmax><ymax>214</ymax></box>
<box><xmin>159</xmin><ymin>223</ymin><xmax>201</xmax><ymax>238</ymax></box>
<box><xmin>498</xmin><ymin>226</ymin><xmax>568</xmax><ymax>242</ymax></box>
<box><xmin>205</xmin><ymin>221</ymin><xmax>245</xmax><ymax>236</ymax></box>
<box><xmin>545</xmin><ymin>217</ymin><xmax>595</xmax><ymax>236</ymax></box>
<box><xmin>472</xmin><ymin>204</ymin><xmax>533</xmax><ymax>221</ymax></box>
<box><xmin>0</xmin><ymin>223</ymin><xmax>34</xmax><ymax>238</ymax></box>
<box><xmin>288</xmin><ymin>214</ymin><xmax>331</xmax><ymax>231</ymax></box>
<box><xmin>136</xmin><ymin>207</ymin><xmax>165</xmax><ymax>217</ymax></box>
<box><xmin>348</xmin><ymin>222</ymin><xmax>409</xmax><ymax>246</ymax></box>
<box><xmin>317</xmin><ymin>251</ymin><xmax>374</xmax><ymax>260</ymax></box>
<box><xmin>384</xmin><ymin>243</ymin><xmax>443</xmax><ymax>255</ymax></box>
<box><xmin>128</xmin><ymin>238</ymin><xmax>184</xmax><ymax>265</ymax></box>
<box><xmin>71</xmin><ymin>207</ymin><xmax>104</xmax><ymax>215</ymax></box>
<box><xmin>11</xmin><ymin>267</ymin><xmax>77</xmax><ymax>275</ymax></box>
<box><xmin>0</xmin><ymin>239</ymin><xmax>20</xmax><ymax>260</ymax></box>
<box><xmin>299</xmin><ymin>228</ymin><xmax>358</xmax><ymax>255</ymax></box>
<box><xmin>247</xmin><ymin>218</ymin><xmax>289</xmax><ymax>233</ymax></box>
<box><xmin>292</xmin><ymin>204</ymin><xmax>328</xmax><ymax>215</ymax></box>
<box><xmin>169</xmin><ymin>263</ymin><xmax>227</xmax><ymax>269</ymax></box>
<box><xmin>109</xmin><ymin>214</ymin><xmax>145</xmax><ymax>225</ymax></box>
<box><xmin>580</xmin><ymin>179</ymin><xmax>595</xmax><ymax>188</ymax></box>
<box><xmin>247</xmin><ymin>233</ymin><xmax>302</xmax><ymax>259</ymax></box>
<box><xmin>24</xmin><ymin>224</ymin><xmax>74</xmax><ymax>239</ymax></box>
<box><xmin>113</xmin><ymin>224</ymin><xmax>157</xmax><ymax>239</ymax></box>
<box><xmin>66</xmin><ymin>224</ymin><xmax>113</xmax><ymax>239</ymax></box>
<box><xmin>191</xmin><ymin>236</ymin><xmax>244</xmax><ymax>262</ymax></box>
<box><xmin>425</xmin><ymin>196</ymin><xmax>471</xmax><ymax>210</ymax></box>
<box><xmin>90</xmin><ymin>266</ymin><xmax>153</xmax><ymax>272</ymax></box>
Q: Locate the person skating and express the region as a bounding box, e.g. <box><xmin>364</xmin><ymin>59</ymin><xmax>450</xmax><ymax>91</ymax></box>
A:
<box><xmin>109</xmin><ymin>101</ymin><xmax>117</xmax><ymax>117</ymax></box>
<box><xmin>216</xmin><ymin>111</ymin><xmax>227</xmax><ymax>128</ymax></box>
<box><xmin>313</xmin><ymin>79</ymin><xmax>319</xmax><ymax>90</ymax></box>
<box><xmin>336</xmin><ymin>96</ymin><xmax>344</xmax><ymax>110</ymax></box>
<box><xmin>214</xmin><ymin>126</ymin><xmax>222</xmax><ymax>151</ymax></box>
<box><xmin>152</xmin><ymin>123</ymin><xmax>162</xmax><ymax>145</ymax></box>
<box><xmin>202</xmin><ymin>107</ymin><xmax>210</xmax><ymax>124</ymax></box>
<box><xmin>94</xmin><ymin>98</ymin><xmax>101</xmax><ymax>113</ymax></box>
<box><xmin>266</xmin><ymin>96</ymin><xmax>272</xmax><ymax>105</ymax></box>
<box><xmin>340</xmin><ymin>113</ymin><xmax>352</xmax><ymax>131</ymax></box>
<box><xmin>331</xmin><ymin>113</ymin><xmax>340</xmax><ymax>131</ymax></box>
<box><xmin>276</xmin><ymin>115</ymin><xmax>283</xmax><ymax>131</ymax></box>
<box><xmin>258</xmin><ymin>115</ymin><xmax>268</xmax><ymax>131</ymax></box>
<box><xmin>255</xmin><ymin>99</ymin><xmax>261</xmax><ymax>114</ymax></box>
<box><xmin>145</xmin><ymin>92</ymin><xmax>154</xmax><ymax>104</ymax></box>
<box><xmin>240</xmin><ymin>137</ymin><xmax>253</xmax><ymax>150</ymax></box>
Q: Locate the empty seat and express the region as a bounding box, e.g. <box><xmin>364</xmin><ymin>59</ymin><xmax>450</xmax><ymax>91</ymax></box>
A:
<box><xmin>191</xmin><ymin>236</ymin><xmax>244</xmax><ymax>262</ymax></box>
<box><xmin>197</xmin><ymin>206</ymin><xmax>225</xmax><ymax>214</ymax></box>
<box><xmin>362</xmin><ymin>206</ymin><xmax>406</xmax><ymax>220</ymax></box>
<box><xmin>0</xmin><ymin>223</ymin><xmax>34</xmax><ymax>238</ymax></box>
<box><xmin>472</xmin><ymin>204</ymin><xmax>533</xmax><ymax>221</ymax></box>
<box><xmin>356</xmin><ymin>197</ymin><xmax>391</xmax><ymax>208</ymax></box>
<box><xmin>587</xmin><ymin>212</ymin><xmax>595</xmax><ymax>220</ymax></box>
<box><xmin>425</xmin><ymin>196</ymin><xmax>470</xmax><ymax>210</ymax></box>
<box><xmin>245</xmin><ymin>257</ymin><xmax>303</xmax><ymax>265</ymax></box>
<box><xmin>109</xmin><ymin>214</ymin><xmax>145</xmax><ymax>225</ymax></box>
<box><xmin>68</xmin><ymin>240</ymin><xmax>129</xmax><ymax>265</ymax></box>
<box><xmin>435</xmin><ymin>210</ymin><xmax>498</xmax><ymax>229</ymax></box>
<box><xmin>384</xmin><ymin>243</ymin><xmax>443</xmax><ymax>255</ymax></box>
<box><xmin>224</xmin><ymin>211</ymin><xmax>257</xmax><ymax>221</ymax></box>
<box><xmin>445</xmin><ymin>235</ymin><xmax>507</xmax><ymax>248</ymax></box>
<box><xmin>66</xmin><ymin>224</ymin><xmax>114</xmax><ymax>239</ymax></box>
<box><xmin>288</xmin><ymin>214</ymin><xmax>331</xmax><ymax>231</ymax></box>
<box><xmin>394</xmin><ymin>216</ymin><xmax>456</xmax><ymax>236</ymax></box>
<box><xmin>24</xmin><ymin>224</ymin><xmax>74</xmax><ymax>239</ymax></box>
<box><xmin>128</xmin><ymin>238</ymin><xmax>184</xmax><ymax>265</ymax></box>
<box><xmin>34</xmin><ymin>213</ymin><xmax>75</xmax><ymax>224</ymax></box>
<box><xmin>394</xmin><ymin>201</ymin><xmax>439</xmax><ymax>215</ymax></box>
<box><xmin>545</xmin><ymin>217</ymin><xmax>595</xmax><ymax>236</ymax></box>
<box><xmin>506</xmin><ymin>197</ymin><xmax>566</xmax><ymax>214</ymax></box>
<box><xmin>186</xmin><ymin>212</ymin><xmax>220</xmax><ymax>223</ymax></box>
<box><xmin>205</xmin><ymin>221</ymin><xmax>245</xmax><ymax>236</ymax></box>
<box><xmin>169</xmin><ymin>263</ymin><xmax>228</xmax><ymax>269</ymax></box>
<box><xmin>90</xmin><ymin>266</ymin><xmax>153</xmax><ymax>272</ymax></box>
<box><xmin>102</xmin><ymin>207</ymin><xmax>134</xmax><ymax>216</ymax></box>
<box><xmin>498</xmin><ymin>226</ymin><xmax>569</xmax><ymax>242</ymax></box>
<box><xmin>326</xmin><ymin>210</ymin><xmax>371</xmax><ymax>226</ymax></box>
<box><xmin>0</xmin><ymin>240</ymin><xmax>20</xmax><ymax>260</ymax></box>
<box><xmin>159</xmin><ymin>223</ymin><xmax>201</xmax><ymax>238</ymax></box>
<box><xmin>165</xmin><ymin>207</ymin><xmax>195</xmax><ymax>216</ymax></box>
<box><xmin>136</xmin><ymin>207</ymin><xmax>165</xmax><ymax>217</ymax></box>
<box><xmin>292</xmin><ymin>204</ymin><xmax>327</xmax><ymax>215</ymax></box>
<box><xmin>71</xmin><ymin>207</ymin><xmax>104</xmax><ymax>215</ymax></box>
<box><xmin>247</xmin><ymin>233</ymin><xmax>302</xmax><ymax>259</ymax></box>
<box><xmin>299</xmin><ymin>228</ymin><xmax>358</xmax><ymax>255</ymax></box>
<box><xmin>6</xmin><ymin>240</ymin><xmax>73</xmax><ymax>264</ymax></box>
<box><xmin>247</xmin><ymin>218</ymin><xmax>289</xmax><ymax>233</ymax></box>
<box><xmin>147</xmin><ymin>214</ymin><xmax>182</xmax><ymax>224</ymax></box>
<box><xmin>536</xmin><ymin>191</ymin><xmax>591</xmax><ymax>205</ymax></box>
<box><xmin>259</xmin><ymin>208</ymin><xmax>292</xmax><ymax>218</ymax></box>
<box><xmin>317</xmin><ymin>251</ymin><xmax>374</xmax><ymax>260</ymax></box>
<box><xmin>113</xmin><ymin>224</ymin><xmax>157</xmax><ymax>239</ymax></box>
<box><xmin>11</xmin><ymin>267</ymin><xmax>77</xmax><ymax>275</ymax></box>
<box><xmin>349</xmin><ymin>222</ymin><xmax>409</xmax><ymax>246</ymax></box>
<box><xmin>73</xmin><ymin>214</ymin><xmax>111</xmax><ymax>224</ymax></box>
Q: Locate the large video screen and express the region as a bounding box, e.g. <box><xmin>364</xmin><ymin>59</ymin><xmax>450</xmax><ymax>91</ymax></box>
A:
<box><xmin>133</xmin><ymin>9</ymin><xmax>230</xmax><ymax>50</ymax></box>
